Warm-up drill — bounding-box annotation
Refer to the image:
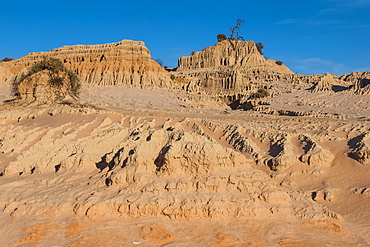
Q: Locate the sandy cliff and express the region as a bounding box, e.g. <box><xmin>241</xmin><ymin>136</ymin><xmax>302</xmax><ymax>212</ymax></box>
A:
<box><xmin>177</xmin><ymin>40</ymin><xmax>292</xmax><ymax>73</ymax></box>
<box><xmin>175</xmin><ymin>40</ymin><xmax>293</xmax><ymax>94</ymax></box>
<box><xmin>171</xmin><ymin>40</ymin><xmax>364</xmax><ymax>110</ymax></box>
<box><xmin>0</xmin><ymin>40</ymin><xmax>173</xmax><ymax>89</ymax></box>
<box><xmin>1</xmin><ymin>39</ymin><xmax>366</xmax><ymax>107</ymax></box>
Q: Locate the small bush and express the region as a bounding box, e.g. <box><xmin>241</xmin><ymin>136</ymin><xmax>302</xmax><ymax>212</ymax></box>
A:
<box><xmin>12</xmin><ymin>57</ymin><xmax>81</xmax><ymax>98</ymax></box>
<box><xmin>154</xmin><ymin>58</ymin><xmax>164</xmax><ymax>67</ymax></box>
<box><xmin>276</xmin><ymin>60</ymin><xmax>283</xmax><ymax>65</ymax></box>
<box><xmin>256</xmin><ymin>42</ymin><xmax>264</xmax><ymax>55</ymax></box>
<box><xmin>252</xmin><ymin>88</ymin><xmax>269</xmax><ymax>99</ymax></box>
<box><xmin>29</xmin><ymin>57</ymin><xmax>65</xmax><ymax>74</ymax></box>
<box><xmin>170</xmin><ymin>74</ymin><xmax>176</xmax><ymax>81</ymax></box>
<box><xmin>217</xmin><ymin>34</ymin><xmax>227</xmax><ymax>42</ymax></box>
<box><xmin>68</xmin><ymin>71</ymin><xmax>81</xmax><ymax>96</ymax></box>
<box><xmin>228</xmin><ymin>18</ymin><xmax>245</xmax><ymax>41</ymax></box>
<box><xmin>49</xmin><ymin>76</ymin><xmax>64</xmax><ymax>87</ymax></box>
<box><xmin>1</xmin><ymin>57</ymin><xmax>14</xmax><ymax>62</ymax></box>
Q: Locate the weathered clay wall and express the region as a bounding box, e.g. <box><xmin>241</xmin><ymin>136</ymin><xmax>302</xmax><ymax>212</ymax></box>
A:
<box><xmin>0</xmin><ymin>40</ymin><xmax>173</xmax><ymax>89</ymax></box>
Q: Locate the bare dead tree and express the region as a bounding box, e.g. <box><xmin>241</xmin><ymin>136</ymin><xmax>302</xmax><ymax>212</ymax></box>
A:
<box><xmin>256</xmin><ymin>42</ymin><xmax>264</xmax><ymax>55</ymax></box>
<box><xmin>229</xmin><ymin>18</ymin><xmax>245</xmax><ymax>41</ymax></box>
<box><xmin>228</xmin><ymin>18</ymin><xmax>245</xmax><ymax>62</ymax></box>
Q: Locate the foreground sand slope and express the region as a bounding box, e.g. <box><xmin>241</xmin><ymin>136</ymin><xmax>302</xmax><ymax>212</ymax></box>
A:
<box><xmin>0</xmin><ymin>86</ymin><xmax>370</xmax><ymax>246</ymax></box>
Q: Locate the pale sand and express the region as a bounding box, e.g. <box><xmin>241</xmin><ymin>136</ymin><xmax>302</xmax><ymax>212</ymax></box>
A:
<box><xmin>0</xmin><ymin>85</ymin><xmax>370</xmax><ymax>246</ymax></box>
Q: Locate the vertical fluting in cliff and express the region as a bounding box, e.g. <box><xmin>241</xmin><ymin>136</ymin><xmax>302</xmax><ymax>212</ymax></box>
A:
<box><xmin>174</xmin><ymin>40</ymin><xmax>294</xmax><ymax>94</ymax></box>
<box><xmin>0</xmin><ymin>40</ymin><xmax>173</xmax><ymax>89</ymax></box>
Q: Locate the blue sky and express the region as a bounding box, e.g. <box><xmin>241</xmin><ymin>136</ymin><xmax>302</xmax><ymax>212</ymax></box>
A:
<box><xmin>1</xmin><ymin>0</ymin><xmax>369</xmax><ymax>75</ymax></box>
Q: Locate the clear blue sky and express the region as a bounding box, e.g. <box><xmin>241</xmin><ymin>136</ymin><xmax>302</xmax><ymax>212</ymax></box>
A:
<box><xmin>1</xmin><ymin>0</ymin><xmax>369</xmax><ymax>75</ymax></box>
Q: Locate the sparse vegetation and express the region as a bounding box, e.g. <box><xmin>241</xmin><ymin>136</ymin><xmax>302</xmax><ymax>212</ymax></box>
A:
<box><xmin>251</xmin><ymin>88</ymin><xmax>269</xmax><ymax>99</ymax></box>
<box><xmin>29</xmin><ymin>57</ymin><xmax>65</xmax><ymax>74</ymax></box>
<box><xmin>217</xmin><ymin>34</ymin><xmax>227</xmax><ymax>42</ymax></box>
<box><xmin>222</xmin><ymin>19</ymin><xmax>266</xmax><ymax>58</ymax></box>
<box><xmin>276</xmin><ymin>60</ymin><xmax>283</xmax><ymax>65</ymax></box>
<box><xmin>1</xmin><ymin>57</ymin><xmax>14</xmax><ymax>62</ymax></box>
<box><xmin>170</xmin><ymin>74</ymin><xmax>176</xmax><ymax>81</ymax></box>
<box><xmin>154</xmin><ymin>58</ymin><xmax>164</xmax><ymax>67</ymax></box>
<box><xmin>227</xmin><ymin>18</ymin><xmax>246</xmax><ymax>54</ymax></box>
<box><xmin>229</xmin><ymin>18</ymin><xmax>245</xmax><ymax>41</ymax></box>
<box><xmin>67</xmin><ymin>70</ymin><xmax>81</xmax><ymax>95</ymax></box>
<box><xmin>12</xmin><ymin>57</ymin><xmax>81</xmax><ymax>98</ymax></box>
<box><xmin>256</xmin><ymin>42</ymin><xmax>264</xmax><ymax>55</ymax></box>
<box><xmin>49</xmin><ymin>75</ymin><xmax>64</xmax><ymax>87</ymax></box>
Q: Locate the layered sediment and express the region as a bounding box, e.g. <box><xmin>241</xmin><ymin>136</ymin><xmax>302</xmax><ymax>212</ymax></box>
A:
<box><xmin>171</xmin><ymin>40</ymin><xmax>357</xmax><ymax>109</ymax></box>
<box><xmin>0</xmin><ymin>40</ymin><xmax>172</xmax><ymax>89</ymax></box>
<box><xmin>175</xmin><ymin>40</ymin><xmax>294</xmax><ymax>94</ymax></box>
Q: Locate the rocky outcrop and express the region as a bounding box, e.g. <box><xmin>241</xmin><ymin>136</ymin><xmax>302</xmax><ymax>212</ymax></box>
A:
<box><xmin>2</xmin><ymin>39</ymin><xmax>369</xmax><ymax>110</ymax></box>
<box><xmin>171</xmin><ymin>40</ymin><xmax>358</xmax><ymax>107</ymax></box>
<box><xmin>349</xmin><ymin>133</ymin><xmax>370</xmax><ymax>165</ymax></box>
<box><xmin>177</xmin><ymin>40</ymin><xmax>292</xmax><ymax>74</ymax></box>
<box><xmin>340</xmin><ymin>71</ymin><xmax>370</xmax><ymax>85</ymax></box>
<box><xmin>0</xmin><ymin>40</ymin><xmax>172</xmax><ymax>89</ymax></box>
<box><xmin>353</xmin><ymin>78</ymin><xmax>370</xmax><ymax>95</ymax></box>
<box><xmin>311</xmin><ymin>73</ymin><xmax>335</xmax><ymax>92</ymax></box>
<box><xmin>266</xmin><ymin>135</ymin><xmax>298</xmax><ymax>171</ymax></box>
<box><xmin>299</xmin><ymin>135</ymin><xmax>334</xmax><ymax>166</ymax></box>
<box><xmin>341</xmin><ymin>71</ymin><xmax>370</xmax><ymax>94</ymax></box>
<box><xmin>221</xmin><ymin>125</ymin><xmax>260</xmax><ymax>159</ymax></box>
<box><xmin>174</xmin><ymin>40</ymin><xmax>294</xmax><ymax>96</ymax></box>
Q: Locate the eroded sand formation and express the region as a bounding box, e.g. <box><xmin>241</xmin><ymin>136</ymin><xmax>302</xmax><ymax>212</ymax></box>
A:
<box><xmin>0</xmin><ymin>39</ymin><xmax>370</xmax><ymax>246</ymax></box>
<box><xmin>0</xmin><ymin>40</ymin><xmax>172</xmax><ymax>89</ymax></box>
